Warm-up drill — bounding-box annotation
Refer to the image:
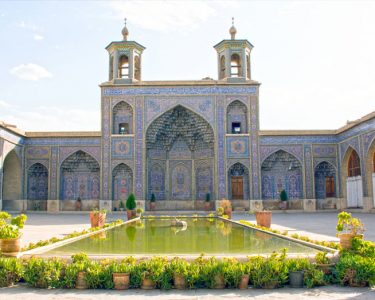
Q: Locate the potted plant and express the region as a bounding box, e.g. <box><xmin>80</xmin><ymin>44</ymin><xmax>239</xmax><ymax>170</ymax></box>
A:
<box><xmin>219</xmin><ymin>199</ymin><xmax>232</xmax><ymax>219</ymax></box>
<box><xmin>89</xmin><ymin>208</ymin><xmax>107</xmax><ymax>228</ymax></box>
<box><xmin>255</xmin><ymin>209</ymin><xmax>272</xmax><ymax>228</ymax></box>
<box><xmin>336</xmin><ymin>212</ymin><xmax>365</xmax><ymax>249</ymax></box>
<box><xmin>150</xmin><ymin>193</ymin><xmax>156</xmax><ymax>211</ymax></box>
<box><xmin>315</xmin><ymin>251</ymin><xmax>335</xmax><ymax>275</ymax></box>
<box><xmin>170</xmin><ymin>258</ymin><xmax>188</xmax><ymax>289</ymax></box>
<box><xmin>139</xmin><ymin>257</ymin><xmax>165</xmax><ymax>289</ymax></box>
<box><xmin>205</xmin><ymin>193</ymin><xmax>211</xmax><ymax>211</ymax></box>
<box><xmin>0</xmin><ymin>212</ymin><xmax>27</xmax><ymax>257</ymax></box>
<box><xmin>136</xmin><ymin>208</ymin><xmax>144</xmax><ymax>218</ymax></box>
<box><xmin>126</xmin><ymin>193</ymin><xmax>137</xmax><ymax>220</ymax></box>
<box><xmin>111</xmin><ymin>260</ymin><xmax>132</xmax><ymax>290</ymax></box>
<box><xmin>279</xmin><ymin>190</ymin><xmax>288</xmax><ymax>210</ymax></box>
<box><xmin>287</xmin><ymin>259</ymin><xmax>307</xmax><ymax>288</ymax></box>
<box><xmin>119</xmin><ymin>201</ymin><xmax>125</xmax><ymax>211</ymax></box>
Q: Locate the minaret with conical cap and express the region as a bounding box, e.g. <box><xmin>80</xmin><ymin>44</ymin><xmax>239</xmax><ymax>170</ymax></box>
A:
<box><xmin>105</xmin><ymin>19</ymin><xmax>146</xmax><ymax>83</ymax></box>
<box><xmin>213</xmin><ymin>18</ymin><xmax>253</xmax><ymax>81</ymax></box>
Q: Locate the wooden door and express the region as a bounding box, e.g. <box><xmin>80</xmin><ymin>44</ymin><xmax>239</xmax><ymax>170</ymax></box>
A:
<box><xmin>232</xmin><ymin>176</ymin><xmax>244</xmax><ymax>199</ymax></box>
<box><xmin>325</xmin><ymin>176</ymin><xmax>335</xmax><ymax>198</ymax></box>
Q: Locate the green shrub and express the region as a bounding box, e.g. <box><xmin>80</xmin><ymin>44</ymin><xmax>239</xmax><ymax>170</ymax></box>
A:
<box><xmin>0</xmin><ymin>212</ymin><xmax>27</xmax><ymax>239</ymax></box>
<box><xmin>223</xmin><ymin>258</ymin><xmax>247</xmax><ymax>288</ymax></box>
<box><xmin>126</xmin><ymin>193</ymin><xmax>136</xmax><ymax>210</ymax></box>
<box><xmin>23</xmin><ymin>257</ymin><xmax>65</xmax><ymax>288</ymax></box>
<box><xmin>279</xmin><ymin>190</ymin><xmax>288</xmax><ymax>201</ymax></box>
<box><xmin>0</xmin><ymin>258</ymin><xmax>23</xmax><ymax>287</ymax></box>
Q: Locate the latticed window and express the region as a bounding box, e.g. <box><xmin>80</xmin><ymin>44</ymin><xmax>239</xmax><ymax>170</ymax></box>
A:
<box><xmin>348</xmin><ymin>150</ymin><xmax>361</xmax><ymax>177</ymax></box>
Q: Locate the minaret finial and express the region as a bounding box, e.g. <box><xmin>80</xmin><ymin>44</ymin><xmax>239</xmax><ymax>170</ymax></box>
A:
<box><xmin>232</xmin><ymin>17</ymin><xmax>234</xmax><ymax>26</ymax></box>
<box><xmin>122</xmin><ymin>17</ymin><xmax>129</xmax><ymax>41</ymax></box>
<box><xmin>229</xmin><ymin>17</ymin><xmax>237</xmax><ymax>40</ymax></box>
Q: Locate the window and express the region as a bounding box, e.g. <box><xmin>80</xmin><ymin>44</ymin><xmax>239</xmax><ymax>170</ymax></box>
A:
<box><xmin>119</xmin><ymin>123</ymin><xmax>129</xmax><ymax>134</ymax></box>
<box><xmin>348</xmin><ymin>150</ymin><xmax>361</xmax><ymax>177</ymax></box>
<box><xmin>220</xmin><ymin>56</ymin><xmax>226</xmax><ymax>79</ymax></box>
<box><xmin>232</xmin><ymin>122</ymin><xmax>241</xmax><ymax>134</ymax></box>
<box><xmin>230</xmin><ymin>54</ymin><xmax>241</xmax><ymax>77</ymax></box>
<box><xmin>119</xmin><ymin>55</ymin><xmax>129</xmax><ymax>78</ymax></box>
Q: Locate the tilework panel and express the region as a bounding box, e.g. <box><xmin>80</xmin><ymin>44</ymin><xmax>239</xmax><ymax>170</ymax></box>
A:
<box><xmin>102</xmin><ymin>99</ymin><xmax>111</xmax><ymax>200</ymax></box>
<box><xmin>111</xmin><ymin>137</ymin><xmax>134</xmax><ymax>159</ymax></box>
<box><xmin>145</xmin><ymin>96</ymin><xmax>214</xmax><ymax>127</ymax></box>
<box><xmin>169</xmin><ymin>161</ymin><xmax>192</xmax><ymax>200</ymax></box>
<box><xmin>226</xmin><ymin>136</ymin><xmax>249</xmax><ymax>158</ymax></box>
<box><xmin>59</xmin><ymin>146</ymin><xmax>101</xmax><ymax>165</ymax></box>
<box><xmin>217</xmin><ymin>96</ymin><xmax>226</xmax><ymax>199</ymax></box>
<box><xmin>363</xmin><ymin>130</ymin><xmax>375</xmax><ymax>155</ymax></box>
<box><xmin>25</xmin><ymin>138</ymin><xmax>101</xmax><ymax>146</ymax></box>
<box><xmin>313</xmin><ymin>157</ymin><xmax>337</xmax><ymax>169</ymax></box>
<box><xmin>260</xmin><ymin>145</ymin><xmax>304</xmax><ymax>163</ymax></box>
<box><xmin>260</xmin><ymin>135</ymin><xmax>337</xmax><ymax>145</ymax></box>
<box><xmin>339</xmin><ymin>137</ymin><xmax>360</xmax><ymax>161</ymax></box>
<box><xmin>304</xmin><ymin>145</ymin><xmax>313</xmax><ymax>199</ymax></box>
<box><xmin>111</xmin><ymin>97</ymin><xmax>135</xmax><ymax>108</ymax></box>
<box><xmin>135</xmin><ymin>99</ymin><xmax>144</xmax><ymax>199</ymax></box>
<box><xmin>50</xmin><ymin>147</ymin><xmax>58</xmax><ymax>199</ymax></box>
<box><xmin>103</xmin><ymin>86</ymin><xmax>257</xmax><ymax>96</ymax></box>
<box><xmin>312</xmin><ymin>145</ymin><xmax>337</xmax><ymax>157</ymax></box>
<box><xmin>25</xmin><ymin>146</ymin><xmax>50</xmax><ymax>158</ymax></box>
<box><xmin>26</xmin><ymin>159</ymin><xmax>49</xmax><ymax>170</ymax></box>
<box><xmin>337</xmin><ymin>118</ymin><xmax>375</xmax><ymax>142</ymax></box>
<box><xmin>226</xmin><ymin>95</ymin><xmax>249</xmax><ymax>107</ymax></box>
<box><xmin>250</xmin><ymin>97</ymin><xmax>260</xmax><ymax>199</ymax></box>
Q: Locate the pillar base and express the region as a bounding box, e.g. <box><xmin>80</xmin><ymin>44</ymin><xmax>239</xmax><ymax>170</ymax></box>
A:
<box><xmin>47</xmin><ymin>200</ymin><xmax>59</xmax><ymax>213</ymax></box>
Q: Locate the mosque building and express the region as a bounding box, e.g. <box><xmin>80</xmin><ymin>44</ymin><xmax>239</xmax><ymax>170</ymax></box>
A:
<box><xmin>1</xmin><ymin>21</ymin><xmax>375</xmax><ymax>212</ymax></box>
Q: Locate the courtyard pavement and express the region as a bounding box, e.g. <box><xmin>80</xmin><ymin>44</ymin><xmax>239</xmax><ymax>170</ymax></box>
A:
<box><xmin>2</xmin><ymin>211</ymin><xmax>374</xmax><ymax>299</ymax></box>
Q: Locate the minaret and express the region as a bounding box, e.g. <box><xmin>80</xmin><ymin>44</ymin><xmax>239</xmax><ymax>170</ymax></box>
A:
<box><xmin>213</xmin><ymin>18</ymin><xmax>253</xmax><ymax>82</ymax></box>
<box><xmin>105</xmin><ymin>19</ymin><xmax>146</xmax><ymax>83</ymax></box>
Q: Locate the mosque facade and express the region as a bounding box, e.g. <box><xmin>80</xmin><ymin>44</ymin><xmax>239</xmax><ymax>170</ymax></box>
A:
<box><xmin>1</xmin><ymin>23</ymin><xmax>375</xmax><ymax>212</ymax></box>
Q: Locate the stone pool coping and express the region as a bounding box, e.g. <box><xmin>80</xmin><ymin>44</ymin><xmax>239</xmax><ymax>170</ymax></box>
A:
<box><xmin>21</xmin><ymin>216</ymin><xmax>339</xmax><ymax>262</ymax></box>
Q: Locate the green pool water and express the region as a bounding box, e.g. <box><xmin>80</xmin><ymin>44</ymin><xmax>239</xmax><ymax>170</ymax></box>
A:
<box><xmin>45</xmin><ymin>218</ymin><xmax>320</xmax><ymax>255</ymax></box>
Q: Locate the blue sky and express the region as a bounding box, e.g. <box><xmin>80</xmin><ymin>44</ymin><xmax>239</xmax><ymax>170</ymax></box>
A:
<box><xmin>0</xmin><ymin>0</ymin><xmax>374</xmax><ymax>131</ymax></box>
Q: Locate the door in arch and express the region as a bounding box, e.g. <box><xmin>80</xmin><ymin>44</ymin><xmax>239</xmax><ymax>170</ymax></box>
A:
<box><xmin>231</xmin><ymin>176</ymin><xmax>244</xmax><ymax>199</ymax></box>
<box><xmin>372</xmin><ymin>173</ymin><xmax>375</xmax><ymax>207</ymax></box>
<box><xmin>346</xmin><ymin>150</ymin><xmax>363</xmax><ymax>208</ymax></box>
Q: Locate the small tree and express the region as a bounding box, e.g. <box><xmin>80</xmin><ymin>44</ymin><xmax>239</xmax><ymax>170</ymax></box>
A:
<box><xmin>205</xmin><ymin>193</ymin><xmax>210</xmax><ymax>202</ymax></box>
<box><xmin>150</xmin><ymin>193</ymin><xmax>156</xmax><ymax>202</ymax></box>
<box><xmin>279</xmin><ymin>190</ymin><xmax>288</xmax><ymax>201</ymax></box>
<box><xmin>126</xmin><ymin>193</ymin><xmax>136</xmax><ymax>211</ymax></box>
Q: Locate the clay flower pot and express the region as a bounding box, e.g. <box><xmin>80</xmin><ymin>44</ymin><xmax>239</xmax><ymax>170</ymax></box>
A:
<box><xmin>112</xmin><ymin>273</ymin><xmax>130</xmax><ymax>290</ymax></box>
<box><xmin>126</xmin><ymin>209</ymin><xmax>136</xmax><ymax>220</ymax></box>
<box><xmin>141</xmin><ymin>277</ymin><xmax>156</xmax><ymax>290</ymax></box>
<box><xmin>89</xmin><ymin>212</ymin><xmax>106</xmax><ymax>228</ymax></box>
<box><xmin>150</xmin><ymin>202</ymin><xmax>156</xmax><ymax>211</ymax></box>
<box><xmin>213</xmin><ymin>274</ymin><xmax>225</xmax><ymax>289</ymax></box>
<box><xmin>238</xmin><ymin>274</ymin><xmax>249</xmax><ymax>289</ymax></box>
<box><xmin>338</xmin><ymin>233</ymin><xmax>363</xmax><ymax>249</ymax></box>
<box><xmin>255</xmin><ymin>211</ymin><xmax>272</xmax><ymax>228</ymax></box>
<box><xmin>0</xmin><ymin>237</ymin><xmax>21</xmax><ymax>257</ymax></box>
<box><xmin>76</xmin><ymin>271</ymin><xmax>88</xmax><ymax>289</ymax></box>
<box><xmin>316</xmin><ymin>263</ymin><xmax>335</xmax><ymax>275</ymax></box>
<box><xmin>173</xmin><ymin>273</ymin><xmax>186</xmax><ymax>290</ymax></box>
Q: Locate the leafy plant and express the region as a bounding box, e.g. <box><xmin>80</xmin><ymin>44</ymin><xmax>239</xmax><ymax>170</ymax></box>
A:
<box><xmin>315</xmin><ymin>252</ymin><xmax>330</xmax><ymax>265</ymax></box>
<box><xmin>219</xmin><ymin>199</ymin><xmax>232</xmax><ymax>211</ymax></box>
<box><xmin>126</xmin><ymin>193</ymin><xmax>136</xmax><ymax>210</ymax></box>
<box><xmin>150</xmin><ymin>193</ymin><xmax>156</xmax><ymax>202</ymax></box>
<box><xmin>336</xmin><ymin>212</ymin><xmax>365</xmax><ymax>236</ymax></box>
<box><xmin>0</xmin><ymin>258</ymin><xmax>23</xmax><ymax>287</ymax></box>
<box><xmin>0</xmin><ymin>212</ymin><xmax>27</xmax><ymax>239</ymax></box>
<box><xmin>90</xmin><ymin>207</ymin><xmax>107</xmax><ymax>215</ymax></box>
<box><xmin>279</xmin><ymin>190</ymin><xmax>288</xmax><ymax>201</ymax></box>
<box><xmin>119</xmin><ymin>201</ymin><xmax>125</xmax><ymax>209</ymax></box>
<box><xmin>205</xmin><ymin>193</ymin><xmax>210</xmax><ymax>202</ymax></box>
<box><xmin>216</xmin><ymin>207</ymin><xmax>224</xmax><ymax>216</ymax></box>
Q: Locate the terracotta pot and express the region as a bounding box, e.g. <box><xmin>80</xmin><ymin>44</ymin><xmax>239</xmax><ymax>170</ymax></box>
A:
<box><xmin>262</xmin><ymin>280</ymin><xmax>279</xmax><ymax>289</ymax></box>
<box><xmin>112</xmin><ymin>273</ymin><xmax>130</xmax><ymax>290</ymax></box>
<box><xmin>90</xmin><ymin>212</ymin><xmax>106</xmax><ymax>228</ymax></box>
<box><xmin>127</xmin><ymin>209</ymin><xmax>136</xmax><ymax>220</ymax></box>
<box><xmin>213</xmin><ymin>274</ymin><xmax>225</xmax><ymax>289</ymax></box>
<box><xmin>150</xmin><ymin>202</ymin><xmax>156</xmax><ymax>211</ymax></box>
<box><xmin>205</xmin><ymin>202</ymin><xmax>211</xmax><ymax>211</ymax></box>
<box><xmin>238</xmin><ymin>274</ymin><xmax>249</xmax><ymax>289</ymax></box>
<box><xmin>256</xmin><ymin>211</ymin><xmax>272</xmax><ymax>228</ymax></box>
<box><xmin>279</xmin><ymin>201</ymin><xmax>287</xmax><ymax>210</ymax></box>
<box><xmin>316</xmin><ymin>263</ymin><xmax>335</xmax><ymax>275</ymax></box>
<box><xmin>173</xmin><ymin>273</ymin><xmax>186</xmax><ymax>289</ymax></box>
<box><xmin>0</xmin><ymin>237</ymin><xmax>21</xmax><ymax>257</ymax></box>
<box><xmin>76</xmin><ymin>271</ymin><xmax>88</xmax><ymax>289</ymax></box>
<box><xmin>141</xmin><ymin>277</ymin><xmax>156</xmax><ymax>290</ymax></box>
<box><xmin>224</xmin><ymin>208</ymin><xmax>232</xmax><ymax>219</ymax></box>
<box><xmin>338</xmin><ymin>233</ymin><xmax>363</xmax><ymax>249</ymax></box>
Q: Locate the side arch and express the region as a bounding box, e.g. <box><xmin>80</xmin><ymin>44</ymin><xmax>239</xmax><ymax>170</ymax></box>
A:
<box><xmin>314</xmin><ymin>161</ymin><xmax>336</xmax><ymax>199</ymax></box>
<box><xmin>27</xmin><ymin>163</ymin><xmax>48</xmax><ymax>211</ymax></box>
<box><xmin>365</xmin><ymin>138</ymin><xmax>375</xmax><ymax>208</ymax></box>
<box><xmin>228</xmin><ymin>162</ymin><xmax>250</xmax><ymax>200</ymax></box>
<box><xmin>2</xmin><ymin>150</ymin><xmax>22</xmax><ymax>210</ymax></box>
<box><xmin>226</xmin><ymin>100</ymin><xmax>248</xmax><ymax>134</ymax></box>
<box><xmin>112</xmin><ymin>101</ymin><xmax>133</xmax><ymax>134</ymax></box>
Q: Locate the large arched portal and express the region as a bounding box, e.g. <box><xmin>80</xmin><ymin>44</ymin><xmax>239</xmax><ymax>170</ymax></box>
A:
<box><xmin>261</xmin><ymin>150</ymin><xmax>303</xmax><ymax>200</ymax></box>
<box><xmin>2</xmin><ymin>150</ymin><xmax>22</xmax><ymax>210</ymax></box>
<box><xmin>314</xmin><ymin>161</ymin><xmax>336</xmax><ymax>200</ymax></box>
<box><xmin>342</xmin><ymin>148</ymin><xmax>363</xmax><ymax>208</ymax></box>
<box><xmin>27</xmin><ymin>163</ymin><xmax>48</xmax><ymax>211</ymax></box>
<box><xmin>146</xmin><ymin>105</ymin><xmax>214</xmax><ymax>209</ymax></box>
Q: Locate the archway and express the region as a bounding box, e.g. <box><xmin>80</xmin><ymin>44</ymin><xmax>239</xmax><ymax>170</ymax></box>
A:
<box><xmin>261</xmin><ymin>150</ymin><xmax>303</xmax><ymax>200</ymax></box>
<box><xmin>60</xmin><ymin>150</ymin><xmax>100</xmax><ymax>211</ymax></box>
<box><xmin>314</xmin><ymin>161</ymin><xmax>336</xmax><ymax>199</ymax></box>
<box><xmin>112</xmin><ymin>101</ymin><xmax>133</xmax><ymax>134</ymax></box>
<box><xmin>112</xmin><ymin>163</ymin><xmax>133</xmax><ymax>210</ymax></box>
<box><xmin>146</xmin><ymin>105</ymin><xmax>214</xmax><ymax>210</ymax></box>
<box><xmin>341</xmin><ymin>147</ymin><xmax>363</xmax><ymax>208</ymax></box>
<box><xmin>2</xmin><ymin>150</ymin><xmax>22</xmax><ymax>210</ymax></box>
<box><xmin>226</xmin><ymin>100</ymin><xmax>248</xmax><ymax>134</ymax></box>
<box><xmin>228</xmin><ymin>163</ymin><xmax>249</xmax><ymax>200</ymax></box>
<box><xmin>27</xmin><ymin>163</ymin><xmax>48</xmax><ymax>211</ymax></box>
<box><xmin>365</xmin><ymin>139</ymin><xmax>375</xmax><ymax>208</ymax></box>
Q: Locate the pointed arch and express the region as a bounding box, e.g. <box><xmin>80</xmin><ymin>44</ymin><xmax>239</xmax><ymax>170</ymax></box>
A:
<box><xmin>261</xmin><ymin>150</ymin><xmax>303</xmax><ymax>200</ymax></box>
<box><xmin>364</xmin><ymin>138</ymin><xmax>375</xmax><ymax>207</ymax></box>
<box><xmin>119</xmin><ymin>55</ymin><xmax>129</xmax><ymax>78</ymax></box>
<box><xmin>112</xmin><ymin>163</ymin><xmax>133</xmax><ymax>205</ymax></box>
<box><xmin>314</xmin><ymin>161</ymin><xmax>336</xmax><ymax>199</ymax></box>
<box><xmin>27</xmin><ymin>163</ymin><xmax>48</xmax><ymax>200</ymax></box>
<box><xmin>227</xmin><ymin>100</ymin><xmax>248</xmax><ymax>134</ymax></box>
<box><xmin>220</xmin><ymin>55</ymin><xmax>226</xmax><ymax>79</ymax></box>
<box><xmin>2</xmin><ymin>149</ymin><xmax>22</xmax><ymax>210</ymax></box>
<box><xmin>112</xmin><ymin>101</ymin><xmax>133</xmax><ymax>134</ymax></box>
<box><xmin>228</xmin><ymin>162</ymin><xmax>249</xmax><ymax>200</ymax></box>
<box><xmin>60</xmin><ymin>150</ymin><xmax>100</xmax><ymax>201</ymax></box>
<box><xmin>230</xmin><ymin>53</ymin><xmax>241</xmax><ymax>77</ymax></box>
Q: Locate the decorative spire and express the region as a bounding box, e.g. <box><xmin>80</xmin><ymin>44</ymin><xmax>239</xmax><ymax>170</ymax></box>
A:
<box><xmin>122</xmin><ymin>18</ymin><xmax>129</xmax><ymax>41</ymax></box>
<box><xmin>229</xmin><ymin>17</ymin><xmax>237</xmax><ymax>40</ymax></box>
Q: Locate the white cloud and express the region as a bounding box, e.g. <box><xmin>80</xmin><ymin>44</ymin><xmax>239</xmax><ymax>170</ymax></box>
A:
<box><xmin>33</xmin><ymin>34</ymin><xmax>44</xmax><ymax>41</ymax></box>
<box><xmin>17</xmin><ymin>21</ymin><xmax>39</xmax><ymax>31</ymax></box>
<box><xmin>9</xmin><ymin>63</ymin><xmax>52</xmax><ymax>81</ymax></box>
<box><xmin>108</xmin><ymin>0</ymin><xmax>222</xmax><ymax>32</ymax></box>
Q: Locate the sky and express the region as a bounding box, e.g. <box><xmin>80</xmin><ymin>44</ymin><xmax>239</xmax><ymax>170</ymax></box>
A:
<box><xmin>0</xmin><ymin>0</ymin><xmax>375</xmax><ymax>132</ymax></box>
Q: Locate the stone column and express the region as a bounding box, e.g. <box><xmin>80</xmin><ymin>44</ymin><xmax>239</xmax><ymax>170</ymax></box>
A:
<box><xmin>225</xmin><ymin>49</ymin><xmax>231</xmax><ymax>78</ymax></box>
<box><xmin>241</xmin><ymin>49</ymin><xmax>247</xmax><ymax>78</ymax></box>
<box><xmin>113</xmin><ymin>51</ymin><xmax>119</xmax><ymax>79</ymax></box>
